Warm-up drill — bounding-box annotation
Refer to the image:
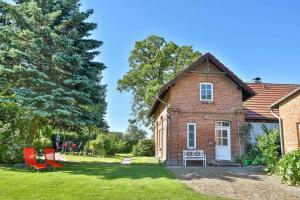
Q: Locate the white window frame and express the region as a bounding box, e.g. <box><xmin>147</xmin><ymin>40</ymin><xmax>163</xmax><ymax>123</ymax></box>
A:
<box><xmin>215</xmin><ymin>121</ymin><xmax>230</xmax><ymax>147</ymax></box>
<box><xmin>187</xmin><ymin>123</ymin><xmax>196</xmax><ymax>149</ymax></box>
<box><xmin>200</xmin><ymin>82</ymin><xmax>214</xmax><ymax>102</ymax></box>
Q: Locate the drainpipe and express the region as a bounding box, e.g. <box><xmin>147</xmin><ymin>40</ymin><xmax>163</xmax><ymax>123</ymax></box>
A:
<box><xmin>270</xmin><ymin>109</ymin><xmax>285</xmax><ymax>156</ymax></box>
<box><xmin>156</xmin><ymin>95</ymin><xmax>170</xmax><ymax>164</ymax></box>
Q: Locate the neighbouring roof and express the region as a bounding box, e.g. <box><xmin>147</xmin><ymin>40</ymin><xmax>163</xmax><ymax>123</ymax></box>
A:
<box><xmin>270</xmin><ymin>87</ymin><xmax>300</xmax><ymax>109</ymax></box>
<box><xmin>149</xmin><ymin>53</ymin><xmax>256</xmax><ymax>116</ymax></box>
<box><xmin>244</xmin><ymin>83</ymin><xmax>300</xmax><ymax>120</ymax></box>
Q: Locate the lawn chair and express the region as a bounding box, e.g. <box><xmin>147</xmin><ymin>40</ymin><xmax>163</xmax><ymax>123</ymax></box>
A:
<box><xmin>44</xmin><ymin>147</ymin><xmax>63</xmax><ymax>170</ymax></box>
<box><xmin>23</xmin><ymin>147</ymin><xmax>47</xmax><ymax>172</ymax></box>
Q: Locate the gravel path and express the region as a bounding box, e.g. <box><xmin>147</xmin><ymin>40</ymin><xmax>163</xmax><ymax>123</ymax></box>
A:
<box><xmin>169</xmin><ymin>166</ymin><xmax>300</xmax><ymax>200</ymax></box>
<box><xmin>121</xmin><ymin>157</ymin><xmax>132</xmax><ymax>165</ymax></box>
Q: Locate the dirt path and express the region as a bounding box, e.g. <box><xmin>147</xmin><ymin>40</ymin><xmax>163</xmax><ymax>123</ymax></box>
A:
<box><xmin>169</xmin><ymin>166</ymin><xmax>300</xmax><ymax>200</ymax></box>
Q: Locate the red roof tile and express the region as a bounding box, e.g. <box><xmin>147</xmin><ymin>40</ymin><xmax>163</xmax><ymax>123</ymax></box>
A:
<box><xmin>244</xmin><ymin>83</ymin><xmax>300</xmax><ymax>121</ymax></box>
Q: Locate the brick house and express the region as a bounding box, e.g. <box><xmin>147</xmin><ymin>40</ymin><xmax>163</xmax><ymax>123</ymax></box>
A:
<box><xmin>270</xmin><ymin>87</ymin><xmax>300</xmax><ymax>153</ymax></box>
<box><xmin>244</xmin><ymin>83</ymin><xmax>299</xmax><ymax>143</ymax></box>
<box><xmin>148</xmin><ymin>53</ymin><xmax>256</xmax><ymax>165</ymax></box>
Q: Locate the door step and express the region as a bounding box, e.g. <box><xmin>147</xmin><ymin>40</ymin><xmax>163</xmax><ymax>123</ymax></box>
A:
<box><xmin>208</xmin><ymin>160</ymin><xmax>241</xmax><ymax>167</ymax></box>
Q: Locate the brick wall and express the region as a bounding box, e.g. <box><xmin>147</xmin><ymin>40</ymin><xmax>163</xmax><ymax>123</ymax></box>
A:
<box><xmin>279</xmin><ymin>92</ymin><xmax>300</xmax><ymax>153</ymax></box>
<box><xmin>153</xmin><ymin>60</ymin><xmax>246</xmax><ymax>165</ymax></box>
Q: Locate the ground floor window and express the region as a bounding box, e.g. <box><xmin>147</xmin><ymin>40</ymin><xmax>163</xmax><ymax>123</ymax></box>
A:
<box><xmin>187</xmin><ymin>123</ymin><xmax>196</xmax><ymax>149</ymax></box>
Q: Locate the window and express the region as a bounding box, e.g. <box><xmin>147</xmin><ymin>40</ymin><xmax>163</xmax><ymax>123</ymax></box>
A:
<box><xmin>187</xmin><ymin>123</ymin><xmax>196</xmax><ymax>149</ymax></box>
<box><xmin>215</xmin><ymin>121</ymin><xmax>230</xmax><ymax>147</ymax></box>
<box><xmin>200</xmin><ymin>83</ymin><xmax>213</xmax><ymax>101</ymax></box>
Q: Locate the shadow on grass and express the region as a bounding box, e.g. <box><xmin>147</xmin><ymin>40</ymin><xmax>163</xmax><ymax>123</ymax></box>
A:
<box><xmin>0</xmin><ymin>160</ymin><xmax>172</xmax><ymax>180</ymax></box>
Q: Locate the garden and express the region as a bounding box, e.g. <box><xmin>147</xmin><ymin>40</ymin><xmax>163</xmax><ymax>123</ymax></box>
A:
<box><xmin>0</xmin><ymin>155</ymin><xmax>225</xmax><ymax>200</ymax></box>
<box><xmin>237</xmin><ymin>124</ymin><xmax>300</xmax><ymax>186</ymax></box>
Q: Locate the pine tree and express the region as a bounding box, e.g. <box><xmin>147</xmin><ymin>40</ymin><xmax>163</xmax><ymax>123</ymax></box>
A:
<box><xmin>0</xmin><ymin>0</ymin><xmax>107</xmax><ymax>140</ymax></box>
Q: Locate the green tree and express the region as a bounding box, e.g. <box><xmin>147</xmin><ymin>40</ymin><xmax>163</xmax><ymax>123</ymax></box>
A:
<box><xmin>0</xmin><ymin>0</ymin><xmax>107</xmax><ymax>141</ymax></box>
<box><xmin>118</xmin><ymin>35</ymin><xmax>200</xmax><ymax>126</ymax></box>
<box><xmin>124</xmin><ymin>124</ymin><xmax>147</xmax><ymax>152</ymax></box>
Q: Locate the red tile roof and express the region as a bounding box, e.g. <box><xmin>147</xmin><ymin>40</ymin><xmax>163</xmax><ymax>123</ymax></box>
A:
<box><xmin>244</xmin><ymin>83</ymin><xmax>300</xmax><ymax>121</ymax></box>
<box><xmin>270</xmin><ymin>87</ymin><xmax>300</xmax><ymax>109</ymax></box>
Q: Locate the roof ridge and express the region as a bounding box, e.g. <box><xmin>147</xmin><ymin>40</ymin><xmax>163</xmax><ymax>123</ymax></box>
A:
<box><xmin>246</xmin><ymin>82</ymin><xmax>300</xmax><ymax>86</ymax></box>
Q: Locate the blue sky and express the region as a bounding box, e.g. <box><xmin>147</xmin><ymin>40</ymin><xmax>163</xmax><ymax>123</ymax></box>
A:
<box><xmin>81</xmin><ymin>0</ymin><xmax>300</xmax><ymax>133</ymax></box>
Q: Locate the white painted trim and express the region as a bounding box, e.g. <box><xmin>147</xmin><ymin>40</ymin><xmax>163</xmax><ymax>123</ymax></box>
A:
<box><xmin>187</xmin><ymin>123</ymin><xmax>196</xmax><ymax>149</ymax></box>
<box><xmin>200</xmin><ymin>82</ymin><xmax>214</xmax><ymax>102</ymax></box>
<box><xmin>215</xmin><ymin>121</ymin><xmax>231</xmax><ymax>160</ymax></box>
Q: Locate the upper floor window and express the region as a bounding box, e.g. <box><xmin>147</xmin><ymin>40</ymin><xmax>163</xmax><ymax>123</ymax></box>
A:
<box><xmin>200</xmin><ymin>82</ymin><xmax>213</xmax><ymax>102</ymax></box>
<box><xmin>187</xmin><ymin>123</ymin><xmax>196</xmax><ymax>149</ymax></box>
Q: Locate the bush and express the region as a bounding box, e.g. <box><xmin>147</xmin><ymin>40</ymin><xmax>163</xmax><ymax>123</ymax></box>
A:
<box><xmin>89</xmin><ymin>135</ymin><xmax>106</xmax><ymax>157</ymax></box>
<box><xmin>0</xmin><ymin>103</ymin><xmax>31</xmax><ymax>164</ymax></box>
<box><xmin>132</xmin><ymin>139</ymin><xmax>154</xmax><ymax>157</ymax></box>
<box><xmin>276</xmin><ymin>150</ymin><xmax>300</xmax><ymax>185</ymax></box>
<box><xmin>86</xmin><ymin>134</ymin><xmax>117</xmax><ymax>156</ymax></box>
<box><xmin>33</xmin><ymin>137</ymin><xmax>52</xmax><ymax>154</ymax></box>
<box><xmin>256</xmin><ymin>125</ymin><xmax>281</xmax><ymax>172</ymax></box>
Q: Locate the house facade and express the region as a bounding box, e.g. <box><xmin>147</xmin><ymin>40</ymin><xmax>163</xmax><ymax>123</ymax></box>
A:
<box><xmin>270</xmin><ymin>88</ymin><xmax>300</xmax><ymax>153</ymax></box>
<box><xmin>149</xmin><ymin>53</ymin><xmax>255</xmax><ymax>165</ymax></box>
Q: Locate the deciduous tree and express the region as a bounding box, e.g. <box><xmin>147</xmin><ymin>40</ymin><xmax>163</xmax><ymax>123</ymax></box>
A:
<box><xmin>118</xmin><ymin>35</ymin><xmax>200</xmax><ymax>126</ymax></box>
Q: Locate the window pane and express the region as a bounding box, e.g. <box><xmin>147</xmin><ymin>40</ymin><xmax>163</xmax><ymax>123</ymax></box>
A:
<box><xmin>201</xmin><ymin>84</ymin><xmax>207</xmax><ymax>90</ymax></box>
<box><xmin>189</xmin><ymin>131</ymin><xmax>194</xmax><ymax>140</ymax></box>
<box><xmin>222</xmin><ymin>130</ymin><xmax>228</xmax><ymax>137</ymax></box>
<box><xmin>222</xmin><ymin>122</ymin><xmax>230</xmax><ymax>127</ymax></box>
<box><xmin>189</xmin><ymin>139</ymin><xmax>194</xmax><ymax>147</ymax></box>
<box><xmin>207</xmin><ymin>94</ymin><xmax>212</xmax><ymax>100</ymax></box>
<box><xmin>216</xmin><ymin>130</ymin><xmax>222</xmax><ymax>137</ymax></box>
<box><xmin>216</xmin><ymin>138</ymin><xmax>222</xmax><ymax>145</ymax></box>
<box><xmin>201</xmin><ymin>94</ymin><xmax>207</xmax><ymax>100</ymax></box>
<box><xmin>223</xmin><ymin>138</ymin><xmax>228</xmax><ymax>146</ymax></box>
<box><xmin>206</xmin><ymin>85</ymin><xmax>212</xmax><ymax>90</ymax></box>
<box><xmin>188</xmin><ymin>124</ymin><xmax>194</xmax><ymax>130</ymax></box>
<box><xmin>216</xmin><ymin>122</ymin><xmax>222</xmax><ymax>127</ymax></box>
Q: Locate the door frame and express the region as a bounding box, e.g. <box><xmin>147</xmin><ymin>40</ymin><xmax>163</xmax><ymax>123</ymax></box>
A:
<box><xmin>215</xmin><ymin>121</ymin><xmax>231</xmax><ymax>160</ymax></box>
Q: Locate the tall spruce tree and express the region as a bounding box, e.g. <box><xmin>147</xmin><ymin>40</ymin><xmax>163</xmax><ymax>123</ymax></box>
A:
<box><xmin>0</xmin><ymin>0</ymin><xmax>107</xmax><ymax>140</ymax></box>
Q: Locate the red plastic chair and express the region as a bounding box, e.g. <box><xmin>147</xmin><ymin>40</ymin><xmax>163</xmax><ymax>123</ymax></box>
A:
<box><xmin>23</xmin><ymin>147</ymin><xmax>47</xmax><ymax>171</ymax></box>
<box><xmin>44</xmin><ymin>147</ymin><xmax>63</xmax><ymax>170</ymax></box>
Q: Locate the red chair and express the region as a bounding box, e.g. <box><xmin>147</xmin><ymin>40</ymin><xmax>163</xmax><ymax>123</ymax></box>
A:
<box><xmin>44</xmin><ymin>147</ymin><xmax>63</xmax><ymax>170</ymax></box>
<box><xmin>23</xmin><ymin>147</ymin><xmax>47</xmax><ymax>172</ymax></box>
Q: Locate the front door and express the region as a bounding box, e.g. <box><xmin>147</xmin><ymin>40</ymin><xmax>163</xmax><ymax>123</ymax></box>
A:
<box><xmin>215</xmin><ymin>121</ymin><xmax>231</xmax><ymax>160</ymax></box>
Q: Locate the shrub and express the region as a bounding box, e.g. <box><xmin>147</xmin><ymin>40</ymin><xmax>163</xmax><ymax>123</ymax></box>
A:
<box><xmin>123</xmin><ymin>124</ymin><xmax>147</xmax><ymax>153</ymax></box>
<box><xmin>86</xmin><ymin>134</ymin><xmax>117</xmax><ymax>156</ymax></box>
<box><xmin>256</xmin><ymin>125</ymin><xmax>281</xmax><ymax>172</ymax></box>
<box><xmin>276</xmin><ymin>150</ymin><xmax>300</xmax><ymax>185</ymax></box>
<box><xmin>33</xmin><ymin>137</ymin><xmax>52</xmax><ymax>154</ymax></box>
<box><xmin>0</xmin><ymin>103</ymin><xmax>31</xmax><ymax>164</ymax></box>
<box><xmin>132</xmin><ymin>139</ymin><xmax>154</xmax><ymax>157</ymax></box>
<box><xmin>89</xmin><ymin>135</ymin><xmax>105</xmax><ymax>157</ymax></box>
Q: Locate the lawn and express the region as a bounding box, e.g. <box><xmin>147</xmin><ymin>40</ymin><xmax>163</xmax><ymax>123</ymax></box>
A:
<box><xmin>0</xmin><ymin>155</ymin><xmax>225</xmax><ymax>200</ymax></box>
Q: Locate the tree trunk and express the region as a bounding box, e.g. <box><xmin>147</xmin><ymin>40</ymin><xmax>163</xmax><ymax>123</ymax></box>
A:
<box><xmin>29</xmin><ymin>117</ymin><xmax>38</xmax><ymax>144</ymax></box>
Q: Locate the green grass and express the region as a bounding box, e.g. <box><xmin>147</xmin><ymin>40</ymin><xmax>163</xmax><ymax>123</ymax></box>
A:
<box><xmin>64</xmin><ymin>154</ymin><xmax>124</xmax><ymax>163</ymax></box>
<box><xmin>131</xmin><ymin>156</ymin><xmax>159</xmax><ymax>164</ymax></box>
<box><xmin>0</xmin><ymin>155</ymin><xmax>225</xmax><ymax>200</ymax></box>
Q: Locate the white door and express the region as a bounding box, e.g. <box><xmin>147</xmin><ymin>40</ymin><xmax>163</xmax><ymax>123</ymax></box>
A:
<box><xmin>215</xmin><ymin>122</ymin><xmax>231</xmax><ymax>160</ymax></box>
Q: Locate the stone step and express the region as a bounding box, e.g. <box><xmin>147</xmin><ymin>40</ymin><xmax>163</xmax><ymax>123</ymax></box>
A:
<box><xmin>208</xmin><ymin>160</ymin><xmax>241</xmax><ymax>167</ymax></box>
